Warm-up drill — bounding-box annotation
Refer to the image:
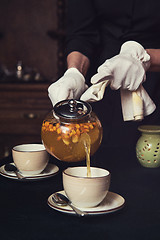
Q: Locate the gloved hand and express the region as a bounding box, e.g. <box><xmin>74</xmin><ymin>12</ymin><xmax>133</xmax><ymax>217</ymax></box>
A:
<box><xmin>48</xmin><ymin>68</ymin><xmax>88</xmax><ymax>106</ymax></box>
<box><xmin>81</xmin><ymin>41</ymin><xmax>156</xmax><ymax>121</ymax></box>
<box><xmin>81</xmin><ymin>41</ymin><xmax>151</xmax><ymax>102</ymax></box>
<box><xmin>91</xmin><ymin>41</ymin><xmax>151</xmax><ymax>91</ymax></box>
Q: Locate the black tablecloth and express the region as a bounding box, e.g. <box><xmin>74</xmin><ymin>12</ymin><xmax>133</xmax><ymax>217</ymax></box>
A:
<box><xmin>0</xmin><ymin>143</ymin><xmax>160</xmax><ymax>240</ymax></box>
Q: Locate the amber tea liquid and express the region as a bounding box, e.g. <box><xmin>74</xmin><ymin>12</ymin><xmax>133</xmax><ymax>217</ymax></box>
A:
<box><xmin>41</xmin><ymin>119</ymin><xmax>102</xmax><ymax>163</ymax></box>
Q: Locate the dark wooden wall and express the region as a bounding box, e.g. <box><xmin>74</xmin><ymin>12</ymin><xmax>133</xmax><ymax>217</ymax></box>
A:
<box><xmin>0</xmin><ymin>0</ymin><xmax>66</xmax><ymax>81</ymax></box>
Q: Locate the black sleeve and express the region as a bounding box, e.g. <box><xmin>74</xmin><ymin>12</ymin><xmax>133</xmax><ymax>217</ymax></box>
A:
<box><xmin>66</xmin><ymin>0</ymin><xmax>99</xmax><ymax>60</ymax></box>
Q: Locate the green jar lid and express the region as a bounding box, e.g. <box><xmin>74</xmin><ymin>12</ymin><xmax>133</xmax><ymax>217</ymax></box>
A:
<box><xmin>138</xmin><ymin>125</ymin><xmax>160</xmax><ymax>133</ymax></box>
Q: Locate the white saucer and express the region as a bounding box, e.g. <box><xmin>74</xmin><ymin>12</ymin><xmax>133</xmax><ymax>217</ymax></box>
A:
<box><xmin>47</xmin><ymin>190</ymin><xmax>125</xmax><ymax>216</ymax></box>
<box><xmin>0</xmin><ymin>163</ymin><xmax>59</xmax><ymax>181</ymax></box>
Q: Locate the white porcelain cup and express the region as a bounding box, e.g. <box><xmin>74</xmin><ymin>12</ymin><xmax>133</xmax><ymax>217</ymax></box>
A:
<box><xmin>63</xmin><ymin>166</ymin><xmax>110</xmax><ymax>208</ymax></box>
<box><xmin>12</xmin><ymin>144</ymin><xmax>49</xmax><ymax>176</ymax></box>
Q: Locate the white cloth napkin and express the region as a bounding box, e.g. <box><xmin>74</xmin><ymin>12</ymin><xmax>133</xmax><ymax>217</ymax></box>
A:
<box><xmin>120</xmin><ymin>85</ymin><xmax>156</xmax><ymax>121</ymax></box>
<box><xmin>81</xmin><ymin>81</ymin><xmax>156</xmax><ymax>121</ymax></box>
<box><xmin>80</xmin><ymin>80</ymin><xmax>110</xmax><ymax>102</ymax></box>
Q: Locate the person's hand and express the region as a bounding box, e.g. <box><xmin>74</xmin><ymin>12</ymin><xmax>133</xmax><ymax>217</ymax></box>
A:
<box><xmin>81</xmin><ymin>41</ymin><xmax>151</xmax><ymax>102</ymax></box>
<box><xmin>91</xmin><ymin>41</ymin><xmax>150</xmax><ymax>91</ymax></box>
<box><xmin>48</xmin><ymin>68</ymin><xmax>88</xmax><ymax>106</ymax></box>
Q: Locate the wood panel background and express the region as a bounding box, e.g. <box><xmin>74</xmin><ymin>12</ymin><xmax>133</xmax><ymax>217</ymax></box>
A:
<box><xmin>0</xmin><ymin>0</ymin><xmax>66</xmax><ymax>81</ymax></box>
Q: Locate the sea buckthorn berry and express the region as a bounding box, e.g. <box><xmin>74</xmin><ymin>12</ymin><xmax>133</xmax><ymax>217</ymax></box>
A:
<box><xmin>89</xmin><ymin>124</ymin><xmax>94</xmax><ymax>129</ymax></box>
<box><xmin>49</xmin><ymin>124</ymin><xmax>53</xmax><ymax>129</ymax></box>
<box><xmin>62</xmin><ymin>138</ymin><xmax>70</xmax><ymax>145</ymax></box>
<box><xmin>83</xmin><ymin>125</ymin><xmax>89</xmax><ymax>129</ymax></box>
<box><xmin>56</xmin><ymin>123</ymin><xmax>60</xmax><ymax>128</ymax></box>
<box><xmin>72</xmin><ymin>134</ymin><xmax>79</xmax><ymax>143</ymax></box>
<box><xmin>53</xmin><ymin>126</ymin><xmax>56</xmax><ymax>131</ymax></box>
<box><xmin>57</xmin><ymin>128</ymin><xmax>61</xmax><ymax>134</ymax></box>
<box><xmin>75</xmin><ymin>124</ymin><xmax>80</xmax><ymax>129</ymax></box>
<box><xmin>76</xmin><ymin>129</ymin><xmax>81</xmax><ymax>135</ymax></box>
<box><xmin>44</xmin><ymin>121</ymin><xmax>50</xmax><ymax>127</ymax></box>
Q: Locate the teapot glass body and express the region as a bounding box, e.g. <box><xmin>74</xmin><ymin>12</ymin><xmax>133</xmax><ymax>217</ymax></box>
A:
<box><xmin>41</xmin><ymin>100</ymin><xmax>103</xmax><ymax>162</ymax></box>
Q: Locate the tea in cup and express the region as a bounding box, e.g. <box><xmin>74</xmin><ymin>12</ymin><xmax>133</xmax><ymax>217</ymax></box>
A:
<box><xmin>63</xmin><ymin>166</ymin><xmax>110</xmax><ymax>208</ymax></box>
<box><xmin>12</xmin><ymin>144</ymin><xmax>49</xmax><ymax>176</ymax></box>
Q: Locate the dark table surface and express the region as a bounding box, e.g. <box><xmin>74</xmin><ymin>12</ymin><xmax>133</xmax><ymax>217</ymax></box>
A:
<box><xmin>0</xmin><ymin>143</ymin><xmax>160</xmax><ymax>240</ymax></box>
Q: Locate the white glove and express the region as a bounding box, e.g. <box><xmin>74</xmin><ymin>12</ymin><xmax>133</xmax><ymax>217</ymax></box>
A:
<box><xmin>48</xmin><ymin>68</ymin><xmax>88</xmax><ymax>106</ymax></box>
<box><xmin>81</xmin><ymin>41</ymin><xmax>156</xmax><ymax>121</ymax></box>
<box><xmin>91</xmin><ymin>41</ymin><xmax>151</xmax><ymax>91</ymax></box>
<box><xmin>81</xmin><ymin>41</ymin><xmax>151</xmax><ymax>102</ymax></box>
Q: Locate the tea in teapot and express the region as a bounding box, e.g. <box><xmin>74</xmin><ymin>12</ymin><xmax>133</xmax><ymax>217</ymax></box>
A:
<box><xmin>41</xmin><ymin>99</ymin><xmax>103</xmax><ymax>165</ymax></box>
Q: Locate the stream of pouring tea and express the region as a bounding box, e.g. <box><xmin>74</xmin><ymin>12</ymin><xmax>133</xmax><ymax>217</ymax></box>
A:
<box><xmin>81</xmin><ymin>133</ymin><xmax>91</xmax><ymax>177</ymax></box>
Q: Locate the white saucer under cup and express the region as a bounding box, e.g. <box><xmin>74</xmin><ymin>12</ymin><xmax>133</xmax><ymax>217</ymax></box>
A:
<box><xmin>47</xmin><ymin>190</ymin><xmax>125</xmax><ymax>216</ymax></box>
<box><xmin>0</xmin><ymin>163</ymin><xmax>59</xmax><ymax>181</ymax></box>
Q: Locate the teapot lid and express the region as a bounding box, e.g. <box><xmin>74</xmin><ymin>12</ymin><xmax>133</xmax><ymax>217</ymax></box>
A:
<box><xmin>53</xmin><ymin>99</ymin><xmax>92</xmax><ymax>119</ymax></box>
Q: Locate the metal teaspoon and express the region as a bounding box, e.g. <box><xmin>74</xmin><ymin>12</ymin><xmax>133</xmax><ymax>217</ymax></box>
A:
<box><xmin>52</xmin><ymin>192</ymin><xmax>87</xmax><ymax>217</ymax></box>
<box><xmin>4</xmin><ymin>163</ymin><xmax>25</xmax><ymax>180</ymax></box>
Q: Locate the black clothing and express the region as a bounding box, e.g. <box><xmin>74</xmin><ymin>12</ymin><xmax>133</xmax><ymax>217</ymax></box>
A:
<box><xmin>66</xmin><ymin>0</ymin><xmax>160</xmax><ymax>147</ymax></box>
<box><xmin>66</xmin><ymin>0</ymin><xmax>160</xmax><ymax>63</ymax></box>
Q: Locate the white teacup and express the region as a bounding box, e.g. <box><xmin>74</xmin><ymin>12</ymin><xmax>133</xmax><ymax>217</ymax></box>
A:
<box><xmin>63</xmin><ymin>166</ymin><xmax>110</xmax><ymax>208</ymax></box>
<box><xmin>12</xmin><ymin>144</ymin><xmax>49</xmax><ymax>176</ymax></box>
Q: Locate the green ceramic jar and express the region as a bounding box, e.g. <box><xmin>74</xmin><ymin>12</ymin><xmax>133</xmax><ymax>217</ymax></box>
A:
<box><xmin>136</xmin><ymin>125</ymin><xmax>160</xmax><ymax>168</ymax></box>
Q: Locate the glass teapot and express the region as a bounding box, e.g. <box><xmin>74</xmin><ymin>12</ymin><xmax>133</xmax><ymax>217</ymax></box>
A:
<box><xmin>41</xmin><ymin>99</ymin><xmax>103</xmax><ymax>162</ymax></box>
